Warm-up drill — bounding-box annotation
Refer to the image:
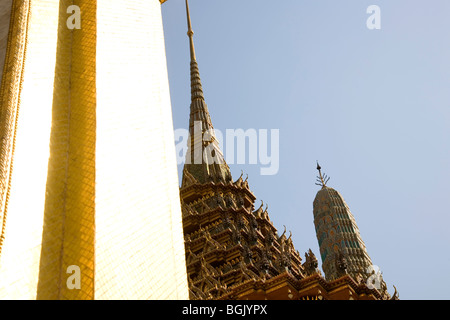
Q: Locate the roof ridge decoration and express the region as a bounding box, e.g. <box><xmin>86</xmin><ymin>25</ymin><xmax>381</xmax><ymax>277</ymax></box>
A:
<box><xmin>315</xmin><ymin>161</ymin><xmax>330</xmax><ymax>188</ymax></box>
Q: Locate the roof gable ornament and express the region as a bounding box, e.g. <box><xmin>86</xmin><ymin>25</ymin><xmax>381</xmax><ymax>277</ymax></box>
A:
<box><xmin>315</xmin><ymin>161</ymin><xmax>330</xmax><ymax>188</ymax></box>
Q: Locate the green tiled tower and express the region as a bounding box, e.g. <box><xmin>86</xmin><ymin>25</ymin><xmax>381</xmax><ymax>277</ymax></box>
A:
<box><xmin>312</xmin><ymin>163</ymin><xmax>390</xmax><ymax>298</ymax></box>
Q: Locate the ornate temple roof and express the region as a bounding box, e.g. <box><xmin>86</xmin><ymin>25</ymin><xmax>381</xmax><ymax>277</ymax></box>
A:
<box><xmin>178</xmin><ymin>1</ymin><xmax>396</xmax><ymax>301</ymax></box>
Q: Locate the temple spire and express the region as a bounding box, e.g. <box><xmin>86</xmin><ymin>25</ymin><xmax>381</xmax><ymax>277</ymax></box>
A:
<box><xmin>185</xmin><ymin>0</ymin><xmax>196</xmax><ymax>61</ymax></box>
<box><xmin>185</xmin><ymin>0</ymin><xmax>205</xmax><ymax>102</ymax></box>
<box><xmin>182</xmin><ymin>0</ymin><xmax>231</xmax><ymax>186</ymax></box>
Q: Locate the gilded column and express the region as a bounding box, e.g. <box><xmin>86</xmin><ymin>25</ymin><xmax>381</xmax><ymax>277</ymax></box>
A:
<box><xmin>36</xmin><ymin>0</ymin><xmax>97</xmax><ymax>300</ymax></box>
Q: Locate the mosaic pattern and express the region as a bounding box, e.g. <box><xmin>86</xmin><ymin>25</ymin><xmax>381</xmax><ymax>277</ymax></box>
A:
<box><xmin>313</xmin><ymin>186</ymin><xmax>373</xmax><ymax>281</ymax></box>
<box><xmin>312</xmin><ymin>185</ymin><xmax>392</xmax><ymax>299</ymax></box>
<box><xmin>36</xmin><ymin>0</ymin><xmax>97</xmax><ymax>300</ymax></box>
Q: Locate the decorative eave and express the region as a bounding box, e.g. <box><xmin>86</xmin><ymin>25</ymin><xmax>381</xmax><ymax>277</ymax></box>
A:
<box><xmin>182</xmin><ymin>206</ymin><xmax>251</xmax><ymax>230</ymax></box>
<box><xmin>299</xmin><ymin>273</ymin><xmax>383</xmax><ymax>300</ymax></box>
<box><xmin>180</xmin><ymin>181</ymin><xmax>256</xmax><ymax>203</ymax></box>
<box><xmin>187</xmin><ymin>244</ymin><xmax>244</xmax><ymax>270</ymax></box>
<box><xmin>217</xmin><ymin>270</ymin><xmax>300</xmax><ymax>300</ymax></box>
<box><xmin>185</xmin><ymin>227</ymin><xmax>232</xmax><ymax>247</ymax></box>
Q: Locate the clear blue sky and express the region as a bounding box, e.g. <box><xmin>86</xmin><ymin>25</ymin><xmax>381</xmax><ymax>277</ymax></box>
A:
<box><xmin>161</xmin><ymin>0</ymin><xmax>450</xmax><ymax>300</ymax></box>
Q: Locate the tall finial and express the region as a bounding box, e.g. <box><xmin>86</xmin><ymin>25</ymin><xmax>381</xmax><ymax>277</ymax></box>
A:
<box><xmin>181</xmin><ymin>0</ymin><xmax>231</xmax><ymax>187</ymax></box>
<box><xmin>184</xmin><ymin>0</ymin><xmax>205</xmax><ymax>102</ymax></box>
<box><xmin>185</xmin><ymin>0</ymin><xmax>196</xmax><ymax>61</ymax></box>
<box><xmin>315</xmin><ymin>161</ymin><xmax>330</xmax><ymax>188</ymax></box>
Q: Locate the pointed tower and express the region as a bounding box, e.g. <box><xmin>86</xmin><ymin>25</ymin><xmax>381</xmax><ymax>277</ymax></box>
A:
<box><xmin>312</xmin><ymin>163</ymin><xmax>391</xmax><ymax>298</ymax></box>
<box><xmin>181</xmin><ymin>0</ymin><xmax>231</xmax><ymax>187</ymax></box>
<box><xmin>179</xmin><ymin>0</ymin><xmax>307</xmax><ymax>300</ymax></box>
